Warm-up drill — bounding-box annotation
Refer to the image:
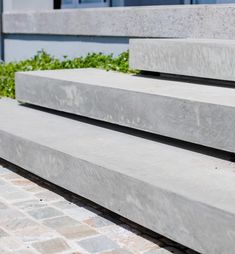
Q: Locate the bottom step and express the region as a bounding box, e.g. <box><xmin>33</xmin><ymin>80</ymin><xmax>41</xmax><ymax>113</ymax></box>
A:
<box><xmin>0</xmin><ymin>99</ymin><xmax>235</xmax><ymax>254</ymax></box>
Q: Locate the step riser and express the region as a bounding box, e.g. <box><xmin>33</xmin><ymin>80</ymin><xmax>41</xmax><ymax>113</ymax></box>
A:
<box><xmin>0</xmin><ymin>129</ymin><xmax>234</xmax><ymax>254</ymax></box>
<box><xmin>129</xmin><ymin>39</ymin><xmax>235</xmax><ymax>82</ymax></box>
<box><xmin>16</xmin><ymin>72</ymin><xmax>235</xmax><ymax>153</ymax></box>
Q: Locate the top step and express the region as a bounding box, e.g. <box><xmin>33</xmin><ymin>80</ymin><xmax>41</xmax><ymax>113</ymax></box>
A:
<box><xmin>129</xmin><ymin>39</ymin><xmax>235</xmax><ymax>82</ymax></box>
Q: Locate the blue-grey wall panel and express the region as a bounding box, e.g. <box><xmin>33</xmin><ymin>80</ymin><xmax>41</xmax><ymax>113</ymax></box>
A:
<box><xmin>4</xmin><ymin>35</ymin><xmax>129</xmax><ymax>62</ymax></box>
<box><xmin>124</xmin><ymin>0</ymin><xmax>184</xmax><ymax>6</ymax></box>
<box><xmin>0</xmin><ymin>0</ymin><xmax>3</xmax><ymax>61</ymax></box>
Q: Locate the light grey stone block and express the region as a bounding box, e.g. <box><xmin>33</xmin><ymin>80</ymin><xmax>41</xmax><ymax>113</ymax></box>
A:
<box><xmin>3</xmin><ymin>4</ymin><xmax>235</xmax><ymax>39</ymax></box>
<box><xmin>16</xmin><ymin>68</ymin><xmax>235</xmax><ymax>153</ymax></box>
<box><xmin>0</xmin><ymin>99</ymin><xmax>235</xmax><ymax>254</ymax></box>
<box><xmin>129</xmin><ymin>38</ymin><xmax>235</xmax><ymax>81</ymax></box>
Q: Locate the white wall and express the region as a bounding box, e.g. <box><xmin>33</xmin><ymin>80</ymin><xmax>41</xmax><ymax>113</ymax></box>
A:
<box><xmin>3</xmin><ymin>0</ymin><xmax>54</xmax><ymax>12</ymax></box>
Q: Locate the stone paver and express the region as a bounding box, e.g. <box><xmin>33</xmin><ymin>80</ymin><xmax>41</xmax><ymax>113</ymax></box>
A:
<box><xmin>101</xmin><ymin>249</ymin><xmax>133</xmax><ymax>254</ymax></box>
<box><xmin>0</xmin><ymin>208</ymin><xmax>25</xmax><ymax>224</ymax></box>
<box><xmin>0</xmin><ymin>201</ymin><xmax>7</xmax><ymax>209</ymax></box>
<box><xmin>0</xmin><ymin>228</ymin><xmax>8</xmax><ymax>238</ymax></box>
<box><xmin>35</xmin><ymin>191</ymin><xmax>63</xmax><ymax>202</ymax></box>
<box><xmin>28</xmin><ymin>207</ymin><xmax>63</xmax><ymax>220</ymax></box>
<box><xmin>0</xmin><ymin>161</ymin><xmax>198</xmax><ymax>254</ymax></box>
<box><xmin>42</xmin><ymin>216</ymin><xmax>80</xmax><ymax>230</ymax></box>
<box><xmin>14</xmin><ymin>225</ymin><xmax>56</xmax><ymax>243</ymax></box>
<box><xmin>13</xmin><ymin>199</ymin><xmax>47</xmax><ymax>211</ymax></box>
<box><xmin>58</xmin><ymin>224</ymin><xmax>99</xmax><ymax>240</ymax></box>
<box><xmin>0</xmin><ymin>190</ymin><xmax>32</xmax><ymax>202</ymax></box>
<box><xmin>32</xmin><ymin>238</ymin><xmax>70</xmax><ymax>254</ymax></box>
<box><xmin>0</xmin><ymin>237</ymin><xmax>24</xmax><ymax>252</ymax></box>
<box><xmin>1</xmin><ymin>217</ymin><xmax>38</xmax><ymax>231</ymax></box>
<box><xmin>78</xmin><ymin>235</ymin><xmax>119</xmax><ymax>253</ymax></box>
<box><xmin>84</xmin><ymin>216</ymin><xmax>116</xmax><ymax>228</ymax></box>
<box><xmin>11</xmin><ymin>250</ymin><xmax>37</xmax><ymax>254</ymax></box>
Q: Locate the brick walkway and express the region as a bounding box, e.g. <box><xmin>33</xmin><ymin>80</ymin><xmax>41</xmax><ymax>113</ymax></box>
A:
<box><xmin>0</xmin><ymin>161</ymin><xmax>197</xmax><ymax>254</ymax></box>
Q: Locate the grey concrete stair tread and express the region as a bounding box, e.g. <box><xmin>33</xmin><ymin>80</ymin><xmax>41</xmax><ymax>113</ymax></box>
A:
<box><xmin>129</xmin><ymin>38</ymin><xmax>235</xmax><ymax>81</ymax></box>
<box><xmin>0</xmin><ymin>99</ymin><xmax>235</xmax><ymax>254</ymax></box>
<box><xmin>16</xmin><ymin>68</ymin><xmax>235</xmax><ymax>153</ymax></box>
<box><xmin>16</xmin><ymin>68</ymin><xmax>235</xmax><ymax>106</ymax></box>
<box><xmin>3</xmin><ymin>5</ymin><xmax>235</xmax><ymax>39</ymax></box>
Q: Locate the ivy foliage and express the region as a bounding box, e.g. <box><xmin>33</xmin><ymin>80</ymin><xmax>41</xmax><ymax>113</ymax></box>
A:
<box><xmin>0</xmin><ymin>51</ymin><xmax>135</xmax><ymax>98</ymax></box>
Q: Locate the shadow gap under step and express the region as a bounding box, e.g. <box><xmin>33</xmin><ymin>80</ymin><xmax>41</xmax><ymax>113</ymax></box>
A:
<box><xmin>22</xmin><ymin>102</ymin><xmax>235</xmax><ymax>162</ymax></box>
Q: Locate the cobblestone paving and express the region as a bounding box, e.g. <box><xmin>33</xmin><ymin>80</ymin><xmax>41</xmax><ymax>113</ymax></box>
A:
<box><xmin>0</xmin><ymin>161</ymin><xmax>198</xmax><ymax>254</ymax></box>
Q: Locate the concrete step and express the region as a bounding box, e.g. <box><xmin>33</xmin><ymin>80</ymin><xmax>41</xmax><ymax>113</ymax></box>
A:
<box><xmin>16</xmin><ymin>68</ymin><xmax>235</xmax><ymax>153</ymax></box>
<box><xmin>129</xmin><ymin>39</ymin><xmax>235</xmax><ymax>81</ymax></box>
<box><xmin>0</xmin><ymin>98</ymin><xmax>235</xmax><ymax>254</ymax></box>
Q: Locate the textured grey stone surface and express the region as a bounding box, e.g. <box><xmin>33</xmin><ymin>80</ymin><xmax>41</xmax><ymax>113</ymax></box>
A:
<box><xmin>3</xmin><ymin>4</ymin><xmax>235</xmax><ymax>39</ymax></box>
<box><xmin>0</xmin><ymin>99</ymin><xmax>235</xmax><ymax>254</ymax></box>
<box><xmin>129</xmin><ymin>38</ymin><xmax>235</xmax><ymax>81</ymax></box>
<box><xmin>16</xmin><ymin>68</ymin><xmax>235</xmax><ymax>153</ymax></box>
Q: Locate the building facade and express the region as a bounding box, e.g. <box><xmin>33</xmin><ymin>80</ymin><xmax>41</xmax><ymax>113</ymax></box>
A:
<box><xmin>61</xmin><ymin>0</ymin><xmax>235</xmax><ymax>8</ymax></box>
<box><xmin>1</xmin><ymin>0</ymin><xmax>235</xmax><ymax>62</ymax></box>
<box><xmin>2</xmin><ymin>0</ymin><xmax>235</xmax><ymax>11</ymax></box>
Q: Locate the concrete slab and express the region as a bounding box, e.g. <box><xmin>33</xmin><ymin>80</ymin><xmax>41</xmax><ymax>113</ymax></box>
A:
<box><xmin>3</xmin><ymin>4</ymin><xmax>235</xmax><ymax>39</ymax></box>
<box><xmin>0</xmin><ymin>99</ymin><xmax>235</xmax><ymax>254</ymax></box>
<box><xmin>16</xmin><ymin>68</ymin><xmax>235</xmax><ymax>153</ymax></box>
<box><xmin>129</xmin><ymin>39</ymin><xmax>235</xmax><ymax>81</ymax></box>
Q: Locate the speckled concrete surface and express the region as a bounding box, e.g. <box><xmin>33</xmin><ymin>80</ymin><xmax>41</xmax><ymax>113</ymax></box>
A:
<box><xmin>129</xmin><ymin>39</ymin><xmax>235</xmax><ymax>81</ymax></box>
<box><xmin>16</xmin><ymin>68</ymin><xmax>235</xmax><ymax>153</ymax></box>
<box><xmin>3</xmin><ymin>5</ymin><xmax>235</xmax><ymax>39</ymax></box>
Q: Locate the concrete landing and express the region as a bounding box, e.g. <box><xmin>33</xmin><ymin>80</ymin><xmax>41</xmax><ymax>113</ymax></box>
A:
<box><xmin>129</xmin><ymin>39</ymin><xmax>235</xmax><ymax>81</ymax></box>
<box><xmin>0</xmin><ymin>99</ymin><xmax>235</xmax><ymax>254</ymax></box>
<box><xmin>16</xmin><ymin>68</ymin><xmax>235</xmax><ymax>153</ymax></box>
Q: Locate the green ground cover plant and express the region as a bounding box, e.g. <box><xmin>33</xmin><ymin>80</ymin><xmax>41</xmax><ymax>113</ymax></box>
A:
<box><xmin>0</xmin><ymin>51</ymin><xmax>134</xmax><ymax>99</ymax></box>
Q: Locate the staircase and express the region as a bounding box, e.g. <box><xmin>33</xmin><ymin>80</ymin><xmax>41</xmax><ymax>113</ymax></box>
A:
<box><xmin>1</xmin><ymin>38</ymin><xmax>235</xmax><ymax>254</ymax></box>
